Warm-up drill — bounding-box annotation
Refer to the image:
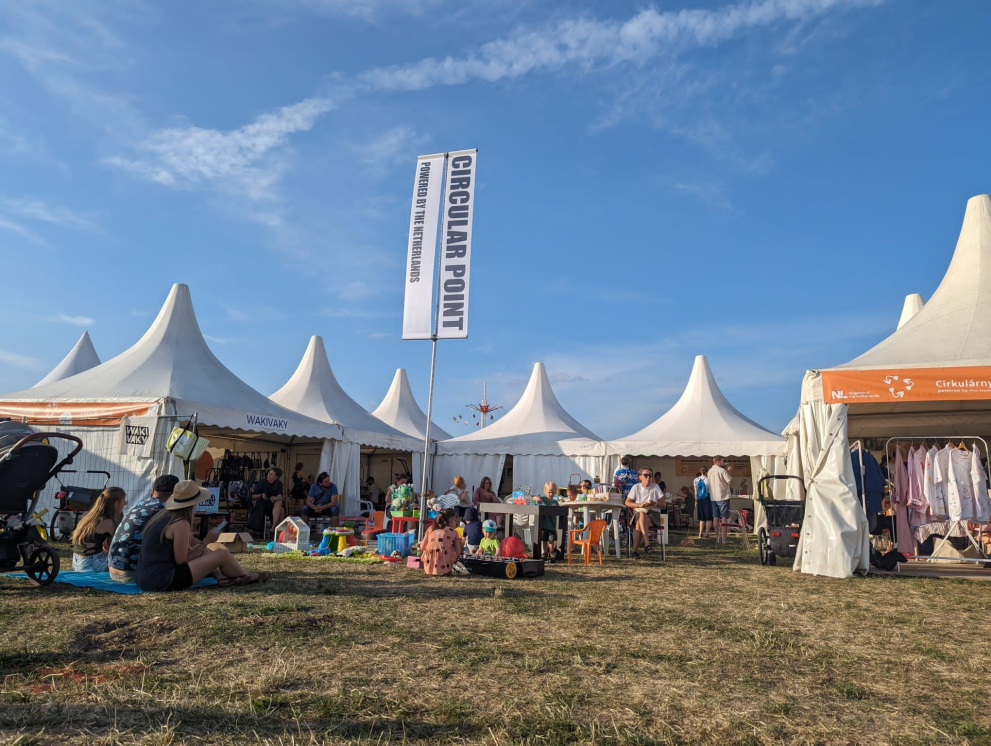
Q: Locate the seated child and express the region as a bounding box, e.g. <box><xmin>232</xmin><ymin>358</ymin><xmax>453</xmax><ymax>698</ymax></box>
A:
<box><xmin>72</xmin><ymin>487</ymin><xmax>126</xmax><ymax>572</ymax></box>
<box><xmin>479</xmin><ymin>520</ymin><xmax>500</xmax><ymax>555</ymax></box>
<box><xmin>567</xmin><ymin>484</ymin><xmax>583</xmax><ymax>528</ymax></box>
<box><xmin>463</xmin><ymin>507</ymin><xmax>483</xmax><ymax>553</ymax></box>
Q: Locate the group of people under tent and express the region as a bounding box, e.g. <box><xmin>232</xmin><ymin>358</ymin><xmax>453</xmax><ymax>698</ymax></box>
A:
<box><xmin>70</xmin><ymin>475</ymin><xmax>273</xmax><ymax>592</ymax></box>
<box><xmin>611</xmin><ymin>455</ymin><xmax>737</xmax><ymax>558</ymax></box>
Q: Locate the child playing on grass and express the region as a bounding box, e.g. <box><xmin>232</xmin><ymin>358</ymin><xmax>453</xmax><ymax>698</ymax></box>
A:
<box><xmin>72</xmin><ymin>487</ymin><xmax>126</xmax><ymax>572</ymax></box>
<box><xmin>478</xmin><ymin>520</ymin><xmax>500</xmax><ymax>556</ymax></box>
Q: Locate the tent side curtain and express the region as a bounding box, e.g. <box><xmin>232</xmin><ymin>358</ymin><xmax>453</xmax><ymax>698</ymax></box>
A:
<box><xmin>431</xmin><ymin>454</ymin><xmax>507</xmax><ymax>497</ymax></box>
<box><xmin>436</xmin><ymin>440</ymin><xmax>606</xmax><ymax>458</ymax></box>
<box><xmin>512</xmin><ymin>455</ymin><xmax>610</xmax><ymax>494</ymax></box>
<box><xmin>792</xmin><ymin>399</ymin><xmax>870</xmax><ymax>579</ymax></box>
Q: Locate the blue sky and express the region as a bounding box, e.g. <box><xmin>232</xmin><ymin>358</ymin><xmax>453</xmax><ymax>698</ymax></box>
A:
<box><xmin>1</xmin><ymin>0</ymin><xmax>989</xmax><ymax>438</ymax></box>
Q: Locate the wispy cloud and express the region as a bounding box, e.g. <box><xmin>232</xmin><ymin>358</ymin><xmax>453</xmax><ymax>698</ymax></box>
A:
<box><xmin>0</xmin><ymin>349</ymin><xmax>44</xmax><ymax>371</ymax></box>
<box><xmin>368</xmin><ymin>331</ymin><xmax>391</xmax><ymax>339</ymax></box>
<box><xmin>268</xmin><ymin>0</ymin><xmax>448</xmax><ymax>21</ymax></box>
<box><xmin>104</xmin><ymin>96</ymin><xmax>337</xmax><ymax>217</ymax></box>
<box><xmin>355</xmin><ymin>0</ymin><xmax>884</xmax><ymax>93</ymax></box>
<box><xmin>49</xmin><ymin>314</ymin><xmax>94</xmax><ymax>327</ymax></box>
<box><xmin>356</xmin><ymin>125</ymin><xmax>421</xmax><ymax>173</ymax></box>
<box><xmin>0</xmin><ymin>215</ymin><xmax>50</xmax><ymax>248</ymax></box>
<box><xmin>204</xmin><ymin>334</ymin><xmax>238</xmax><ymax>345</ymax></box>
<box><xmin>2</xmin><ymin>198</ymin><xmax>97</xmax><ymax>231</ymax></box>
<box><xmin>672</xmin><ymin>181</ymin><xmax>736</xmax><ymax>212</ymax></box>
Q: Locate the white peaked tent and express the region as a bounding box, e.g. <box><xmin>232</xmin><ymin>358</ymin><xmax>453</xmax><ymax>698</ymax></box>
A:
<box><xmin>0</xmin><ymin>283</ymin><xmax>341</xmax><ymax>511</ymax></box>
<box><xmin>896</xmin><ymin>293</ymin><xmax>925</xmax><ymax>330</ymax></box>
<box><xmin>433</xmin><ymin>362</ymin><xmax>609</xmax><ymax>494</ymax></box>
<box><xmin>33</xmin><ymin>331</ymin><xmax>101</xmax><ymax>387</ymax></box>
<box><xmin>608</xmin><ymin>355</ymin><xmax>785</xmax><ymax>458</ymax></box>
<box><xmin>270</xmin><ymin>336</ymin><xmax>421</xmax><ymax>512</ymax></box>
<box><xmin>372</xmin><ymin>368</ymin><xmax>452</xmax><ymax>442</ymax></box>
<box><xmin>790</xmin><ymin>194</ymin><xmax>991</xmax><ymax>578</ymax></box>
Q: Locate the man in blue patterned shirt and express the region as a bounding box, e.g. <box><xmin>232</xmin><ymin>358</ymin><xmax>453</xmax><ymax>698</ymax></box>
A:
<box><xmin>108</xmin><ymin>474</ymin><xmax>222</xmax><ymax>583</ymax></box>
<box><xmin>613</xmin><ymin>456</ymin><xmax>638</xmax><ymax>498</ymax></box>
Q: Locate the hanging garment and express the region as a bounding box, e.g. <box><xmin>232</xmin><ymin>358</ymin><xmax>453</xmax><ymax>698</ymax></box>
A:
<box><xmin>945</xmin><ymin>448</ymin><xmax>978</xmax><ymax>521</ymax></box>
<box><xmin>895</xmin><ymin>447</ymin><xmax>917</xmax><ymax>554</ymax></box>
<box><xmin>905</xmin><ymin>447</ymin><xmax>928</xmax><ymax>527</ymax></box>
<box><xmin>924</xmin><ymin>446</ymin><xmax>948</xmax><ymax>517</ymax></box>
<box><xmin>852</xmin><ymin>449</ymin><xmax>886</xmax><ymax>514</ymax></box>
<box><xmin>969</xmin><ymin>449</ymin><xmax>990</xmax><ymax>523</ymax></box>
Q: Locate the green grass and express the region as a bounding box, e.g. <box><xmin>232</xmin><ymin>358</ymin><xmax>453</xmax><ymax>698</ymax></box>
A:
<box><xmin>0</xmin><ymin>537</ymin><xmax>989</xmax><ymax>744</ymax></box>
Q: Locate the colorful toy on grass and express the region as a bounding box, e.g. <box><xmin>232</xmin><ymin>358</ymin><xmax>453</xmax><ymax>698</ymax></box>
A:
<box><xmin>309</xmin><ymin>527</ymin><xmax>354</xmax><ymax>556</ymax></box>
<box><xmin>272</xmin><ymin>517</ymin><xmax>310</xmax><ymax>553</ymax></box>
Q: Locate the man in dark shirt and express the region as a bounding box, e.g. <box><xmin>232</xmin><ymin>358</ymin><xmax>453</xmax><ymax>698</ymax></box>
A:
<box><xmin>252</xmin><ymin>467</ymin><xmax>285</xmax><ymax>527</ymax></box>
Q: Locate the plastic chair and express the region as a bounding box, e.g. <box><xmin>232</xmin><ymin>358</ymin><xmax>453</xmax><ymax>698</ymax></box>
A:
<box><xmin>723</xmin><ymin>509</ymin><xmax>750</xmax><ymax>549</ymax></box>
<box><xmin>568</xmin><ymin>519</ymin><xmax>608</xmax><ymax>565</ymax></box>
<box><xmin>361</xmin><ymin>511</ymin><xmax>389</xmax><ymax>540</ymax></box>
<box><xmin>680</xmin><ymin>496</ymin><xmax>695</xmax><ymax>529</ymax></box>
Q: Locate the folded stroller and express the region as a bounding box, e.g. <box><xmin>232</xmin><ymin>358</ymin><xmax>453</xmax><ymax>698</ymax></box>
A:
<box><xmin>0</xmin><ymin>421</ymin><xmax>82</xmax><ymax>585</ymax></box>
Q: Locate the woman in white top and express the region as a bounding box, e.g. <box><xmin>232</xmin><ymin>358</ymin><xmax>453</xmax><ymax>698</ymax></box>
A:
<box><xmin>624</xmin><ymin>468</ymin><xmax>665</xmax><ymax>558</ymax></box>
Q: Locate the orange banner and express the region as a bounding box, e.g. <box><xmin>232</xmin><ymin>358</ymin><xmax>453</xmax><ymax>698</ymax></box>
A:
<box><xmin>0</xmin><ymin>400</ymin><xmax>158</xmax><ymax>426</ymax></box>
<box><xmin>822</xmin><ymin>368</ymin><xmax>991</xmax><ymax>404</ymax></box>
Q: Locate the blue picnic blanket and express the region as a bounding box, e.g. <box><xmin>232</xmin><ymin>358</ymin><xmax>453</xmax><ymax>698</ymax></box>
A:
<box><xmin>7</xmin><ymin>571</ymin><xmax>217</xmax><ymax>594</ymax></box>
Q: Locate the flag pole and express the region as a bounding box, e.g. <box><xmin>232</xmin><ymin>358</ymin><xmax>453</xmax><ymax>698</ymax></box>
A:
<box><xmin>417</xmin><ymin>153</ymin><xmax>448</xmax><ymax>542</ymax></box>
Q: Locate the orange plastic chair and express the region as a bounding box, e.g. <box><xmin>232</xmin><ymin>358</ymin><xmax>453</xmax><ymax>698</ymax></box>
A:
<box><xmin>361</xmin><ymin>510</ymin><xmax>389</xmax><ymax>540</ymax></box>
<box><xmin>568</xmin><ymin>519</ymin><xmax>608</xmax><ymax>565</ymax></box>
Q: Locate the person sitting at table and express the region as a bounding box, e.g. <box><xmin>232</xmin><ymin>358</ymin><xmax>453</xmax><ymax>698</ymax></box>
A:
<box><xmin>579</xmin><ymin>479</ymin><xmax>594</xmax><ymax>498</ymax></box>
<box><xmin>420</xmin><ymin>508</ymin><xmax>464</xmax><ymax>576</ymax></box>
<box><xmin>252</xmin><ymin>467</ymin><xmax>285</xmax><ymax>528</ymax></box>
<box><xmin>301</xmin><ymin>472</ymin><xmax>339</xmax><ymax>525</ymax></box>
<box><xmin>442</xmin><ymin>475</ymin><xmax>472</xmax><ymax>515</ymax></box>
<box><xmin>625</xmin><ymin>468</ymin><xmax>665</xmax><ymax>559</ymax></box>
<box><xmin>566</xmin><ymin>483</ymin><xmax>583</xmax><ymax>529</ymax></box>
<box><xmin>472</xmin><ymin>476</ymin><xmax>503</xmax><ymax>528</ymax></box>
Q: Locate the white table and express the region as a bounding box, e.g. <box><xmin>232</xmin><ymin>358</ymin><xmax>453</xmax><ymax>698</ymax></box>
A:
<box><xmin>561</xmin><ymin>500</ymin><xmax>625</xmax><ymax>560</ymax></box>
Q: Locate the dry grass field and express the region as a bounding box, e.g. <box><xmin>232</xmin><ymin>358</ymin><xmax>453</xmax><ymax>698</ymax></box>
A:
<box><xmin>1</xmin><ymin>537</ymin><xmax>990</xmax><ymax>746</ymax></box>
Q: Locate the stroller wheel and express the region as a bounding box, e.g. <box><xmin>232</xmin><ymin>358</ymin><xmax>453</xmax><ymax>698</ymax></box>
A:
<box><xmin>758</xmin><ymin>528</ymin><xmax>769</xmax><ymax>566</ymax></box>
<box><xmin>26</xmin><ymin>546</ymin><xmax>59</xmax><ymax>586</ymax></box>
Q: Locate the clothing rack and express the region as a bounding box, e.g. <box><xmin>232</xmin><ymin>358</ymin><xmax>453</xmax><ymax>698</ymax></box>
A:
<box><xmin>883</xmin><ymin>435</ymin><xmax>990</xmax><ymax>567</ymax></box>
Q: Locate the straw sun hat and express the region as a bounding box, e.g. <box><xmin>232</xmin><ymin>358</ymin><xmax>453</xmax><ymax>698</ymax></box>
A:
<box><xmin>164</xmin><ymin>479</ymin><xmax>212</xmax><ymax>511</ymax></box>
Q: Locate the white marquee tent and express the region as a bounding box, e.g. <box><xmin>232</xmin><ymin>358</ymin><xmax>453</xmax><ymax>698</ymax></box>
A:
<box><xmin>896</xmin><ymin>293</ymin><xmax>925</xmax><ymax>330</ymax></box>
<box><xmin>34</xmin><ymin>331</ymin><xmax>101</xmax><ymax>388</ymax></box>
<box><xmin>433</xmin><ymin>362</ymin><xmax>610</xmax><ymax>494</ymax></box>
<box><xmin>372</xmin><ymin>368</ymin><xmax>452</xmax><ymax>442</ymax></box>
<box><xmin>270</xmin><ymin>336</ymin><xmax>421</xmax><ymax>512</ymax></box>
<box><xmin>608</xmin><ymin>355</ymin><xmax>785</xmax><ymax>459</ymax></box>
<box><xmin>790</xmin><ymin>194</ymin><xmax>991</xmax><ymax>578</ymax></box>
<box><xmin>0</xmin><ymin>283</ymin><xmax>341</xmax><ymax>511</ymax></box>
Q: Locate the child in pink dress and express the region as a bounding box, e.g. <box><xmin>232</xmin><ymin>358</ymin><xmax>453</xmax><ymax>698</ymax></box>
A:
<box><xmin>421</xmin><ymin>509</ymin><xmax>464</xmax><ymax>576</ymax></box>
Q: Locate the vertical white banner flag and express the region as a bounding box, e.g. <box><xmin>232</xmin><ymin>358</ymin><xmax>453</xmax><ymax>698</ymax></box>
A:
<box><xmin>402</xmin><ymin>154</ymin><xmax>445</xmax><ymax>340</ymax></box>
<box><xmin>437</xmin><ymin>148</ymin><xmax>476</xmax><ymax>339</ymax></box>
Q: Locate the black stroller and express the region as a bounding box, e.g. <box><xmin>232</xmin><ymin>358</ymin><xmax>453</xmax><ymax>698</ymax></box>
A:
<box><xmin>756</xmin><ymin>475</ymin><xmax>806</xmax><ymax>567</ymax></box>
<box><xmin>0</xmin><ymin>421</ymin><xmax>82</xmax><ymax>585</ymax></box>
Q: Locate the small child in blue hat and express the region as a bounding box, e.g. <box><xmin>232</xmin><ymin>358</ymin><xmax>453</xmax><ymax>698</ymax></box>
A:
<box><xmin>478</xmin><ymin>519</ymin><xmax>500</xmax><ymax>556</ymax></box>
<box><xmin>463</xmin><ymin>507</ymin><xmax>484</xmax><ymax>553</ymax></box>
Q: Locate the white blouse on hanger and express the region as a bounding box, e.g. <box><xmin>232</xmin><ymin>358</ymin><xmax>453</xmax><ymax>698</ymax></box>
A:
<box><xmin>923</xmin><ymin>446</ymin><xmax>946</xmax><ymax>517</ymax></box>
<box><xmin>970</xmin><ymin>449</ymin><xmax>991</xmax><ymax>523</ymax></box>
<box><xmin>944</xmin><ymin>447</ymin><xmax>979</xmax><ymax>522</ymax></box>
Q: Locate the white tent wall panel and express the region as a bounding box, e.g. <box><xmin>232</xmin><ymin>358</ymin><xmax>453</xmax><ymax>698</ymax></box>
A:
<box><xmin>512</xmin><ymin>455</ymin><xmax>605</xmax><ymax>494</ymax></box>
<box><xmin>431</xmin><ymin>454</ymin><xmax>506</xmax><ymax>497</ymax></box>
<box><xmin>32</xmin><ymin>420</ymin><xmax>173</xmax><ymax>516</ymax></box>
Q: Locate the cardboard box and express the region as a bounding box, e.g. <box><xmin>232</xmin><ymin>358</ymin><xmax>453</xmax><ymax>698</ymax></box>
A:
<box><xmin>208</xmin><ymin>531</ymin><xmax>253</xmax><ymax>554</ymax></box>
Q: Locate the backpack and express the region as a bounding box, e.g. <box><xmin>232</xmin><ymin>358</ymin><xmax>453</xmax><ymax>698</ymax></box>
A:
<box><xmin>245</xmin><ymin>499</ymin><xmax>267</xmax><ymax>535</ymax></box>
<box><xmin>695</xmin><ymin>478</ymin><xmax>709</xmax><ymax>500</ymax></box>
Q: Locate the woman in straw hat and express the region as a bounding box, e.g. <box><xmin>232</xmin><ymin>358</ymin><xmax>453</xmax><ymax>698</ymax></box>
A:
<box><xmin>137</xmin><ymin>480</ymin><xmax>271</xmax><ymax>591</ymax></box>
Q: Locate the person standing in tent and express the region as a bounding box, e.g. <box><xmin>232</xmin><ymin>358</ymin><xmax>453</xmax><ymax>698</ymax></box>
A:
<box><xmin>707</xmin><ymin>457</ymin><xmax>733</xmax><ymax>544</ymax></box>
<box><xmin>613</xmin><ymin>456</ymin><xmax>638</xmax><ymax>498</ymax></box>
<box><xmin>693</xmin><ymin>469</ymin><xmax>713</xmax><ymax>539</ymax></box>
<box><xmin>251</xmin><ymin>467</ymin><xmax>285</xmax><ymax>529</ymax></box>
